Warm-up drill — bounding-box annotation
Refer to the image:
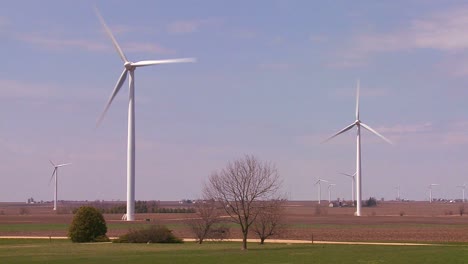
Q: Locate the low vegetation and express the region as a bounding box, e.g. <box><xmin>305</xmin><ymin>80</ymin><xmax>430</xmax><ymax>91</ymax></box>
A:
<box><xmin>115</xmin><ymin>225</ymin><xmax>182</xmax><ymax>243</ymax></box>
<box><xmin>365</xmin><ymin>197</ymin><xmax>378</xmax><ymax>207</ymax></box>
<box><xmin>68</xmin><ymin>206</ymin><xmax>109</xmax><ymax>243</ymax></box>
<box><xmin>252</xmin><ymin>199</ymin><xmax>286</xmax><ymax>244</ymax></box>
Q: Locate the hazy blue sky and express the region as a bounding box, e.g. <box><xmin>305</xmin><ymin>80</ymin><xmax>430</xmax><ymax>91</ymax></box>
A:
<box><xmin>1</xmin><ymin>0</ymin><xmax>468</xmax><ymax>202</ymax></box>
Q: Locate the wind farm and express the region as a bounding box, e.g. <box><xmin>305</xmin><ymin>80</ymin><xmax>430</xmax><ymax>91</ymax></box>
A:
<box><xmin>2</xmin><ymin>2</ymin><xmax>468</xmax><ymax>262</ymax></box>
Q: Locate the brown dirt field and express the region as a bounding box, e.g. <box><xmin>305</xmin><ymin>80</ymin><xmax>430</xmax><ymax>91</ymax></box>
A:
<box><xmin>1</xmin><ymin>201</ymin><xmax>468</xmax><ymax>243</ymax></box>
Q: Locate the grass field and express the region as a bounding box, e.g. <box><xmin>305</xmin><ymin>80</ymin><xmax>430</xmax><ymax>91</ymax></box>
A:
<box><xmin>1</xmin><ymin>239</ymin><xmax>467</xmax><ymax>264</ymax></box>
<box><xmin>0</xmin><ymin>223</ymin><xmax>185</xmax><ymax>232</ymax></box>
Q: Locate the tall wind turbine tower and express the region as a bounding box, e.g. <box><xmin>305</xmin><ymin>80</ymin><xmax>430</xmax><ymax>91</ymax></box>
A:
<box><xmin>323</xmin><ymin>80</ymin><xmax>392</xmax><ymax>216</ymax></box>
<box><xmin>328</xmin><ymin>183</ymin><xmax>336</xmax><ymax>203</ymax></box>
<box><xmin>95</xmin><ymin>8</ymin><xmax>195</xmax><ymax>221</ymax></box>
<box><xmin>428</xmin><ymin>184</ymin><xmax>439</xmax><ymax>203</ymax></box>
<box><xmin>49</xmin><ymin>161</ymin><xmax>71</xmax><ymax>211</ymax></box>
<box><xmin>457</xmin><ymin>184</ymin><xmax>466</xmax><ymax>202</ymax></box>
<box><xmin>315</xmin><ymin>179</ymin><xmax>329</xmax><ymax>204</ymax></box>
<box><xmin>340</xmin><ymin>172</ymin><xmax>356</xmax><ymax>204</ymax></box>
<box><xmin>395</xmin><ymin>186</ymin><xmax>401</xmax><ymax>201</ymax></box>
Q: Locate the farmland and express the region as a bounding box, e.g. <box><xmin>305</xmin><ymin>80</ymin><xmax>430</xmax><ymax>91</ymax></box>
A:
<box><xmin>1</xmin><ymin>200</ymin><xmax>468</xmax><ymax>243</ymax></box>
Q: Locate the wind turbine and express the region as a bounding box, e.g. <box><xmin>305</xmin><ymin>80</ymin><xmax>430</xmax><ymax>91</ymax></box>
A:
<box><xmin>315</xmin><ymin>179</ymin><xmax>329</xmax><ymax>204</ymax></box>
<box><xmin>340</xmin><ymin>172</ymin><xmax>356</xmax><ymax>204</ymax></box>
<box><xmin>428</xmin><ymin>184</ymin><xmax>439</xmax><ymax>203</ymax></box>
<box><xmin>457</xmin><ymin>184</ymin><xmax>466</xmax><ymax>202</ymax></box>
<box><xmin>49</xmin><ymin>161</ymin><xmax>71</xmax><ymax>211</ymax></box>
<box><xmin>323</xmin><ymin>80</ymin><xmax>392</xmax><ymax>216</ymax></box>
<box><xmin>395</xmin><ymin>186</ymin><xmax>401</xmax><ymax>201</ymax></box>
<box><xmin>328</xmin><ymin>183</ymin><xmax>336</xmax><ymax>203</ymax></box>
<box><xmin>94</xmin><ymin>8</ymin><xmax>195</xmax><ymax>221</ymax></box>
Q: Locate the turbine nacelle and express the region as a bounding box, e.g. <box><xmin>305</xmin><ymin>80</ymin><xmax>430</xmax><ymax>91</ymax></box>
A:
<box><xmin>124</xmin><ymin>62</ymin><xmax>134</xmax><ymax>70</ymax></box>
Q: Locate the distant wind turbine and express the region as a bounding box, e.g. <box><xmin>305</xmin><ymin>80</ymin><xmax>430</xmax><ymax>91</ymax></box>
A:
<box><xmin>428</xmin><ymin>184</ymin><xmax>439</xmax><ymax>203</ymax></box>
<box><xmin>328</xmin><ymin>183</ymin><xmax>336</xmax><ymax>203</ymax></box>
<box><xmin>315</xmin><ymin>179</ymin><xmax>329</xmax><ymax>204</ymax></box>
<box><xmin>49</xmin><ymin>160</ymin><xmax>71</xmax><ymax>211</ymax></box>
<box><xmin>395</xmin><ymin>185</ymin><xmax>401</xmax><ymax>201</ymax></box>
<box><xmin>457</xmin><ymin>184</ymin><xmax>466</xmax><ymax>202</ymax></box>
<box><xmin>323</xmin><ymin>80</ymin><xmax>393</xmax><ymax>216</ymax></box>
<box><xmin>94</xmin><ymin>7</ymin><xmax>195</xmax><ymax>221</ymax></box>
<box><xmin>340</xmin><ymin>172</ymin><xmax>356</xmax><ymax>204</ymax></box>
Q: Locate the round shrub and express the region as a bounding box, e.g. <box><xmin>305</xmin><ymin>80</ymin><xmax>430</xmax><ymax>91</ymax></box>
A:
<box><xmin>68</xmin><ymin>206</ymin><xmax>108</xmax><ymax>243</ymax></box>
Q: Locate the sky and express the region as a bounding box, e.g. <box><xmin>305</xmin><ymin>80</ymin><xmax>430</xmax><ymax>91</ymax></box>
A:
<box><xmin>1</xmin><ymin>0</ymin><xmax>468</xmax><ymax>203</ymax></box>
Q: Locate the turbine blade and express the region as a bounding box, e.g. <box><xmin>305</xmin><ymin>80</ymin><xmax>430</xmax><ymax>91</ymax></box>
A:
<box><xmin>356</xmin><ymin>79</ymin><xmax>360</xmax><ymax>120</ymax></box>
<box><xmin>339</xmin><ymin>172</ymin><xmax>353</xmax><ymax>177</ymax></box>
<box><xmin>57</xmin><ymin>163</ymin><xmax>71</xmax><ymax>167</ymax></box>
<box><xmin>94</xmin><ymin>6</ymin><xmax>128</xmax><ymax>63</ymax></box>
<box><xmin>49</xmin><ymin>168</ymin><xmax>56</xmax><ymax>185</ymax></box>
<box><xmin>360</xmin><ymin>122</ymin><xmax>393</xmax><ymax>145</ymax></box>
<box><xmin>131</xmin><ymin>58</ymin><xmax>196</xmax><ymax>67</ymax></box>
<box><xmin>97</xmin><ymin>69</ymin><xmax>128</xmax><ymax>126</ymax></box>
<box><xmin>49</xmin><ymin>160</ymin><xmax>55</xmax><ymax>167</ymax></box>
<box><xmin>322</xmin><ymin>122</ymin><xmax>356</xmax><ymax>143</ymax></box>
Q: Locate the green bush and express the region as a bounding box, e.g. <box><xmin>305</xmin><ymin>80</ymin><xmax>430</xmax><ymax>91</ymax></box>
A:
<box><xmin>68</xmin><ymin>206</ymin><xmax>108</xmax><ymax>243</ymax></box>
<box><xmin>115</xmin><ymin>225</ymin><xmax>182</xmax><ymax>243</ymax></box>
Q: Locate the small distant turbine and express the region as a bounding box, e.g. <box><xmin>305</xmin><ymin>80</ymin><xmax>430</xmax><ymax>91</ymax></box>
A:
<box><xmin>395</xmin><ymin>186</ymin><xmax>401</xmax><ymax>201</ymax></box>
<box><xmin>323</xmin><ymin>80</ymin><xmax>392</xmax><ymax>216</ymax></box>
<box><xmin>315</xmin><ymin>179</ymin><xmax>329</xmax><ymax>204</ymax></box>
<box><xmin>328</xmin><ymin>183</ymin><xmax>336</xmax><ymax>203</ymax></box>
<box><xmin>428</xmin><ymin>184</ymin><xmax>439</xmax><ymax>203</ymax></box>
<box><xmin>457</xmin><ymin>184</ymin><xmax>466</xmax><ymax>202</ymax></box>
<box><xmin>340</xmin><ymin>172</ymin><xmax>356</xmax><ymax>204</ymax></box>
<box><xmin>49</xmin><ymin>160</ymin><xmax>71</xmax><ymax>211</ymax></box>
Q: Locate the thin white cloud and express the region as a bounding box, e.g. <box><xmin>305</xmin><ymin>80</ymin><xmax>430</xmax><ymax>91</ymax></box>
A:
<box><xmin>0</xmin><ymin>79</ymin><xmax>58</xmax><ymax>99</ymax></box>
<box><xmin>16</xmin><ymin>33</ymin><xmax>175</xmax><ymax>55</ymax></box>
<box><xmin>232</xmin><ymin>28</ymin><xmax>257</xmax><ymax>39</ymax></box>
<box><xmin>331</xmin><ymin>6</ymin><xmax>468</xmax><ymax>67</ymax></box>
<box><xmin>17</xmin><ymin>33</ymin><xmax>107</xmax><ymax>51</ymax></box>
<box><xmin>0</xmin><ymin>16</ymin><xmax>9</xmax><ymax>29</ymax></box>
<box><xmin>376</xmin><ymin>121</ymin><xmax>468</xmax><ymax>146</ymax></box>
<box><xmin>167</xmin><ymin>18</ymin><xmax>220</xmax><ymax>34</ymax></box>
<box><xmin>375</xmin><ymin>123</ymin><xmax>433</xmax><ymax>135</ymax></box>
<box><xmin>309</xmin><ymin>34</ymin><xmax>328</xmax><ymax>44</ymax></box>
<box><xmin>258</xmin><ymin>63</ymin><xmax>294</xmax><ymax>71</ymax></box>
<box><xmin>123</xmin><ymin>42</ymin><xmax>174</xmax><ymax>54</ymax></box>
<box><xmin>168</xmin><ymin>20</ymin><xmax>200</xmax><ymax>34</ymax></box>
<box><xmin>333</xmin><ymin>86</ymin><xmax>390</xmax><ymax>98</ymax></box>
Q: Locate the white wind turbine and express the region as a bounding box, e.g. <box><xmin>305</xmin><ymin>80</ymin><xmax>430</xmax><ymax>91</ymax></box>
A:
<box><xmin>315</xmin><ymin>179</ymin><xmax>329</xmax><ymax>204</ymax></box>
<box><xmin>328</xmin><ymin>183</ymin><xmax>336</xmax><ymax>203</ymax></box>
<box><xmin>323</xmin><ymin>80</ymin><xmax>392</xmax><ymax>216</ymax></box>
<box><xmin>49</xmin><ymin>161</ymin><xmax>71</xmax><ymax>211</ymax></box>
<box><xmin>395</xmin><ymin>186</ymin><xmax>401</xmax><ymax>201</ymax></box>
<box><xmin>340</xmin><ymin>172</ymin><xmax>356</xmax><ymax>204</ymax></box>
<box><xmin>428</xmin><ymin>184</ymin><xmax>439</xmax><ymax>203</ymax></box>
<box><xmin>457</xmin><ymin>184</ymin><xmax>466</xmax><ymax>202</ymax></box>
<box><xmin>95</xmin><ymin>8</ymin><xmax>196</xmax><ymax>221</ymax></box>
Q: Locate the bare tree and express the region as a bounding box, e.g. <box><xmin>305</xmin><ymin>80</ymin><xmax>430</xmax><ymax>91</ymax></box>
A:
<box><xmin>186</xmin><ymin>199</ymin><xmax>219</xmax><ymax>244</ymax></box>
<box><xmin>252</xmin><ymin>199</ymin><xmax>286</xmax><ymax>244</ymax></box>
<box><xmin>203</xmin><ymin>155</ymin><xmax>282</xmax><ymax>250</ymax></box>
